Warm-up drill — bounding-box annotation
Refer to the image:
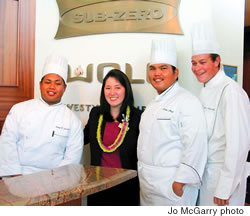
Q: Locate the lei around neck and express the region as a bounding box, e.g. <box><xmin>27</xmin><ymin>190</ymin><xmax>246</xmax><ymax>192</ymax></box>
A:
<box><xmin>96</xmin><ymin>106</ymin><xmax>130</xmax><ymax>153</ymax></box>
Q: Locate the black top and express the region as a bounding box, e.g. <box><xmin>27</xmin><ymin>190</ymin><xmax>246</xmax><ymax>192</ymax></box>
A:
<box><xmin>84</xmin><ymin>106</ymin><xmax>142</xmax><ymax>206</ymax></box>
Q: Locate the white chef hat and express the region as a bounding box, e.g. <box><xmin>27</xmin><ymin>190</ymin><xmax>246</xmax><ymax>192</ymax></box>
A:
<box><xmin>150</xmin><ymin>37</ymin><xmax>177</xmax><ymax>67</ymax></box>
<box><xmin>41</xmin><ymin>54</ymin><xmax>68</xmax><ymax>82</ymax></box>
<box><xmin>191</xmin><ymin>22</ymin><xmax>220</xmax><ymax>56</ymax></box>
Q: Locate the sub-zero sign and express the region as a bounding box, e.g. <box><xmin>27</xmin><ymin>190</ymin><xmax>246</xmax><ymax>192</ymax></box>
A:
<box><xmin>55</xmin><ymin>0</ymin><xmax>183</xmax><ymax>39</ymax></box>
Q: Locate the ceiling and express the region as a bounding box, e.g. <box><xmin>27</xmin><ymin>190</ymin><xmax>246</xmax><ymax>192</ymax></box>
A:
<box><xmin>246</xmin><ymin>0</ymin><xmax>250</xmax><ymax>26</ymax></box>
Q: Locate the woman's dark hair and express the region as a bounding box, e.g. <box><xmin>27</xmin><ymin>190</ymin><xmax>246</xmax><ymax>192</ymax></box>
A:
<box><xmin>100</xmin><ymin>69</ymin><xmax>134</xmax><ymax>122</ymax></box>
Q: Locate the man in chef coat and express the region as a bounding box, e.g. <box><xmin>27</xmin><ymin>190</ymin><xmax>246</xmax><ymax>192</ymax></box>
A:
<box><xmin>137</xmin><ymin>37</ymin><xmax>208</xmax><ymax>205</ymax></box>
<box><xmin>190</xmin><ymin>22</ymin><xmax>250</xmax><ymax>206</ymax></box>
<box><xmin>0</xmin><ymin>54</ymin><xmax>84</xmax><ymax>177</ymax></box>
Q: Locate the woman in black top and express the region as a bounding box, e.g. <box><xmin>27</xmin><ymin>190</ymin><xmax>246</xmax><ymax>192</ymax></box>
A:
<box><xmin>84</xmin><ymin>69</ymin><xmax>142</xmax><ymax>206</ymax></box>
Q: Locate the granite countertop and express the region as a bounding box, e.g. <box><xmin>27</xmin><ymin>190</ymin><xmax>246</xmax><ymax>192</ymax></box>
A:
<box><xmin>0</xmin><ymin>164</ymin><xmax>137</xmax><ymax>206</ymax></box>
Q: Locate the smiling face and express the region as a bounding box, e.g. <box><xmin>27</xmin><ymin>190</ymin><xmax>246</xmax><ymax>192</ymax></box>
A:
<box><xmin>40</xmin><ymin>73</ymin><xmax>67</xmax><ymax>105</ymax></box>
<box><xmin>191</xmin><ymin>54</ymin><xmax>220</xmax><ymax>84</ymax></box>
<box><xmin>104</xmin><ymin>77</ymin><xmax>125</xmax><ymax>110</ymax></box>
<box><xmin>148</xmin><ymin>63</ymin><xmax>179</xmax><ymax>94</ymax></box>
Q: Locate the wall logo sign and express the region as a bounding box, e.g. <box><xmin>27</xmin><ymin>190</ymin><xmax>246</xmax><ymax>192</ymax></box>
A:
<box><xmin>67</xmin><ymin>62</ymin><xmax>150</xmax><ymax>84</ymax></box>
<box><xmin>55</xmin><ymin>0</ymin><xmax>183</xmax><ymax>39</ymax></box>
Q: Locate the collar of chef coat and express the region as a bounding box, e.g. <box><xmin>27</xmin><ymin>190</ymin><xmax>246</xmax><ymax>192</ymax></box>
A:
<box><xmin>204</xmin><ymin>69</ymin><xmax>225</xmax><ymax>88</ymax></box>
<box><xmin>39</xmin><ymin>97</ymin><xmax>63</xmax><ymax>107</ymax></box>
<box><xmin>155</xmin><ymin>81</ymin><xmax>179</xmax><ymax>102</ymax></box>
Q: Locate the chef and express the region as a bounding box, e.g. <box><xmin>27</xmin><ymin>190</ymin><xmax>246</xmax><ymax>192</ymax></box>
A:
<box><xmin>137</xmin><ymin>37</ymin><xmax>207</xmax><ymax>205</ymax></box>
<box><xmin>191</xmin><ymin>22</ymin><xmax>250</xmax><ymax>206</ymax></box>
<box><xmin>0</xmin><ymin>54</ymin><xmax>84</xmax><ymax>177</ymax></box>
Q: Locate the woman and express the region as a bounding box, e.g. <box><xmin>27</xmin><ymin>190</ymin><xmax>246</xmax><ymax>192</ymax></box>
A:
<box><xmin>84</xmin><ymin>69</ymin><xmax>142</xmax><ymax>206</ymax></box>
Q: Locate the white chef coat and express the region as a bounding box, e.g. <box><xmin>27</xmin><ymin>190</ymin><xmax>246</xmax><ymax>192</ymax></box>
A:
<box><xmin>137</xmin><ymin>82</ymin><xmax>207</xmax><ymax>206</ymax></box>
<box><xmin>198</xmin><ymin>69</ymin><xmax>250</xmax><ymax>206</ymax></box>
<box><xmin>0</xmin><ymin>99</ymin><xmax>84</xmax><ymax>176</ymax></box>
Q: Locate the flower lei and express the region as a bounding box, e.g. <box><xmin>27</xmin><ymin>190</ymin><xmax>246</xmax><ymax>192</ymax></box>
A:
<box><xmin>96</xmin><ymin>106</ymin><xmax>130</xmax><ymax>153</ymax></box>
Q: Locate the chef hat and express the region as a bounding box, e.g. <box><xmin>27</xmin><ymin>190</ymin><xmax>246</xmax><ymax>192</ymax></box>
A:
<box><xmin>150</xmin><ymin>37</ymin><xmax>177</xmax><ymax>67</ymax></box>
<box><xmin>41</xmin><ymin>54</ymin><xmax>68</xmax><ymax>82</ymax></box>
<box><xmin>191</xmin><ymin>22</ymin><xmax>220</xmax><ymax>56</ymax></box>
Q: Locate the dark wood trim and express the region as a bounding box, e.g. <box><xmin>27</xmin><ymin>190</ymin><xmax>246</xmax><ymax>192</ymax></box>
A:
<box><xmin>18</xmin><ymin>0</ymin><xmax>35</xmax><ymax>99</ymax></box>
<box><xmin>0</xmin><ymin>0</ymin><xmax>36</xmax><ymax>131</ymax></box>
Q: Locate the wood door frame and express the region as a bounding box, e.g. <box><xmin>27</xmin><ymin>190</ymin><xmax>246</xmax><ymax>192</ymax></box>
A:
<box><xmin>0</xmin><ymin>0</ymin><xmax>36</xmax><ymax>130</ymax></box>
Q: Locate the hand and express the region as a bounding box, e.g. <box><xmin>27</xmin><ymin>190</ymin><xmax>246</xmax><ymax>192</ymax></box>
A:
<box><xmin>172</xmin><ymin>181</ymin><xmax>185</xmax><ymax>197</ymax></box>
<box><xmin>214</xmin><ymin>197</ymin><xmax>229</xmax><ymax>206</ymax></box>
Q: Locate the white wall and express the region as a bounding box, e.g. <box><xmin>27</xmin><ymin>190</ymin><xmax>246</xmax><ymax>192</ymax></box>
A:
<box><xmin>35</xmin><ymin>0</ymin><xmax>245</xmax><ymax>149</ymax></box>
<box><xmin>211</xmin><ymin>0</ymin><xmax>245</xmax><ymax>84</ymax></box>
